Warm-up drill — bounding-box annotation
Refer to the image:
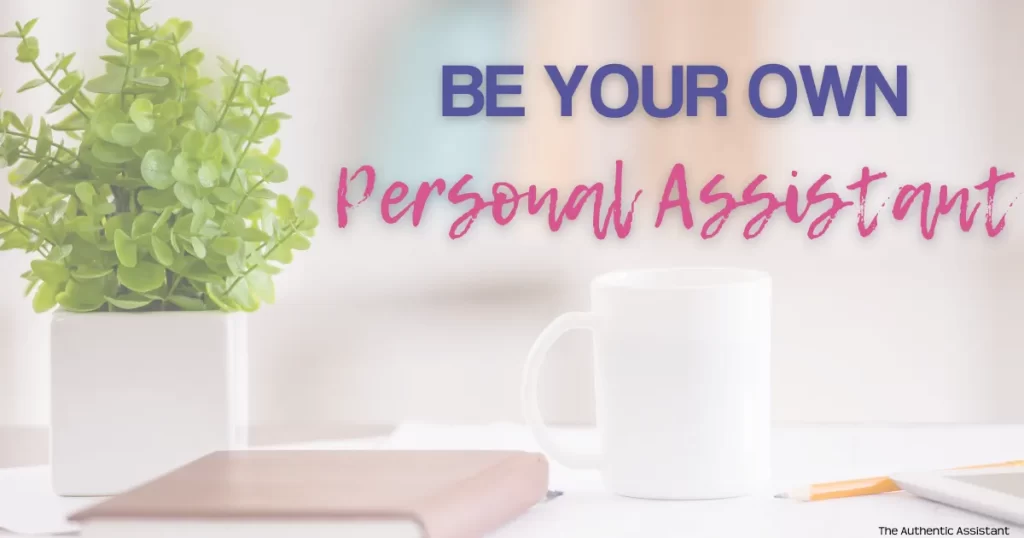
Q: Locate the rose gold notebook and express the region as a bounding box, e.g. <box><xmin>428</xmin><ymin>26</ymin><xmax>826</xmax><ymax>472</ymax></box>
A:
<box><xmin>70</xmin><ymin>450</ymin><xmax>550</xmax><ymax>538</ymax></box>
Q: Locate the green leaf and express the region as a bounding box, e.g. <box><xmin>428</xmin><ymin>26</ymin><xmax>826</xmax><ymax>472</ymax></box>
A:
<box><xmin>174</xmin><ymin>20</ymin><xmax>193</xmax><ymax>42</ymax></box>
<box><xmin>16</xmin><ymin>37</ymin><xmax>39</xmax><ymax>63</ymax></box>
<box><xmin>51</xmin><ymin>77</ymin><xmax>82</xmax><ymax>111</ymax></box>
<box><xmin>72</xmin><ymin>266</ymin><xmax>113</xmax><ymax>280</ymax></box>
<box><xmin>189</xmin><ymin>236</ymin><xmax>207</xmax><ymax>259</ymax></box>
<box><xmin>265</xmin><ymin>76</ymin><xmax>290</xmax><ymax>97</ymax></box>
<box><xmin>100</xmin><ymin>54</ymin><xmax>127</xmax><ymax>67</ymax></box>
<box><xmin>85</xmin><ymin>71</ymin><xmax>126</xmax><ymax>94</ymax></box>
<box><xmin>239</xmin><ymin>227</ymin><xmax>270</xmax><ymax>242</ymax></box>
<box><xmin>157</xmin><ymin>100</ymin><xmax>182</xmax><ymax>123</ymax></box>
<box><xmin>205</xmin><ymin>282</ymin><xmax>235</xmax><ymax>311</ymax></box>
<box><xmin>0</xmin><ymin>30</ymin><xmax>20</xmax><ymax>39</ymax></box>
<box><xmin>168</xmin><ymin>295</ymin><xmax>206</xmax><ymax>311</ymax></box>
<box><xmin>265</xmin><ymin>162</ymin><xmax>288</xmax><ymax>183</ymax></box>
<box><xmin>4</xmin><ymin>111</ymin><xmax>26</xmax><ymax>132</ymax></box>
<box><xmin>56</xmin><ymin>52</ymin><xmax>75</xmax><ymax>71</ymax></box>
<box><xmin>173</xmin><ymin>182</ymin><xmax>198</xmax><ymax>206</ymax></box>
<box><xmin>30</xmin><ymin>260</ymin><xmax>70</xmax><ymax>284</ymax></box>
<box><xmin>153</xmin><ymin>207</ymin><xmax>173</xmax><ymax>230</ymax></box>
<box><xmin>266</xmin><ymin>246</ymin><xmax>293</xmax><ymax>264</ymax></box>
<box><xmin>276</xmin><ymin>194</ymin><xmax>294</xmax><ymax>220</ymax></box>
<box><xmin>213</xmin><ymin>187</ymin><xmax>241</xmax><ymax>204</ymax></box>
<box><xmin>21</xmin><ymin>19</ymin><xmax>39</xmax><ymax>36</ymax></box>
<box><xmin>34</xmin><ymin>119</ymin><xmax>51</xmax><ymax>158</ymax></box>
<box><xmin>181</xmin><ymin>131</ymin><xmax>204</xmax><ymax>157</ymax></box>
<box><xmin>117</xmin><ymin>261</ymin><xmax>166</xmax><ymax>293</ymax></box>
<box><xmin>17</xmin><ymin>79</ymin><xmax>45</xmax><ymax>93</ymax></box>
<box><xmin>132</xmin><ymin>133</ymin><xmax>171</xmax><ymax>158</ymax></box>
<box><xmin>193</xmin><ymin>105</ymin><xmax>215</xmax><ymax>132</ymax></box>
<box><xmin>106</xmin><ymin>19</ymin><xmax>129</xmax><ymax>42</ymax></box>
<box><xmin>181</xmin><ymin>48</ymin><xmax>204</xmax><ymax>66</ymax></box>
<box><xmin>151</xmin><ymin>235</ymin><xmax>174</xmax><ymax>266</ymax></box>
<box><xmin>135</xmin><ymin>76</ymin><xmax>169</xmax><ymax>87</ymax></box>
<box><xmin>138</xmin><ymin>187</ymin><xmax>178</xmax><ymax>209</ymax></box>
<box><xmin>111</xmin><ymin>123</ymin><xmax>142</xmax><ymax>146</ymax></box>
<box><xmin>227</xmin><ymin>277</ymin><xmax>258</xmax><ymax>312</ymax></box>
<box><xmin>105</xmin><ymin>294</ymin><xmax>154</xmax><ymax>310</ymax></box>
<box><xmin>131</xmin><ymin>48</ymin><xmax>160</xmax><ymax>67</ymax></box>
<box><xmin>198</xmin><ymin>161</ymin><xmax>219</xmax><ymax>187</ymax></box>
<box><xmin>211</xmin><ymin>236</ymin><xmax>241</xmax><ymax>256</ymax></box>
<box><xmin>32</xmin><ymin>281</ymin><xmax>59</xmax><ymax>312</ymax></box>
<box><xmin>225</xmin><ymin>251</ymin><xmax>245</xmax><ymax>275</ymax></box>
<box><xmin>172</xmin><ymin>156</ymin><xmax>198</xmax><ymax>185</ymax></box>
<box><xmin>240</xmin><ymin>153</ymin><xmax>273</xmax><ymax>174</ymax></box>
<box><xmin>190</xmin><ymin>200</ymin><xmax>208</xmax><ymax>233</ymax></box>
<box><xmin>141</xmin><ymin>149</ymin><xmax>174</xmax><ymax>189</ymax></box>
<box><xmin>250</xmin><ymin>188</ymin><xmax>276</xmax><ymax>200</ymax></box>
<box><xmin>53</xmin><ymin>112</ymin><xmax>88</xmax><ymax>131</ymax></box>
<box><xmin>254</xmin><ymin>117</ymin><xmax>280</xmax><ymax>139</ymax></box>
<box><xmin>172</xmin><ymin>213</ymin><xmax>193</xmax><ymax>237</ymax></box>
<box><xmin>219</xmin><ymin>131</ymin><xmax>238</xmax><ymax>166</ymax></box>
<box><xmin>54</xmin><ymin>244</ymin><xmax>74</xmax><ymax>261</ymax></box>
<box><xmin>221</xmin><ymin>214</ymin><xmax>245</xmax><ymax>235</ymax></box>
<box><xmin>74</xmin><ymin>183</ymin><xmax>96</xmax><ymax>205</ymax></box>
<box><xmin>285</xmin><ymin>233</ymin><xmax>311</xmax><ymax>251</ymax></box>
<box><xmin>295</xmin><ymin>186</ymin><xmax>314</xmax><ymax>212</ymax></box>
<box><xmin>131</xmin><ymin>212</ymin><xmax>158</xmax><ymax>238</ymax></box>
<box><xmin>129</xmin><ymin>98</ymin><xmax>155</xmax><ymax>132</ymax></box>
<box><xmin>114</xmin><ymin>228</ymin><xmax>137</xmax><ymax>267</ymax></box>
<box><xmin>91</xmin><ymin>140</ymin><xmax>135</xmax><ymax>163</ymax></box>
<box><xmin>91</xmin><ymin>105</ymin><xmax>124</xmax><ymax>143</ymax></box>
<box><xmin>247</xmin><ymin>270</ymin><xmax>275</xmax><ymax>303</ymax></box>
<box><xmin>57</xmin><ymin>278</ymin><xmax>106</xmax><ymax>312</ymax></box>
<box><xmin>237</xmin><ymin>198</ymin><xmax>261</xmax><ymax>217</ymax></box>
<box><xmin>222</xmin><ymin>116</ymin><xmax>252</xmax><ymax>135</ymax></box>
<box><xmin>267</xmin><ymin>138</ymin><xmax>281</xmax><ymax>158</ymax></box>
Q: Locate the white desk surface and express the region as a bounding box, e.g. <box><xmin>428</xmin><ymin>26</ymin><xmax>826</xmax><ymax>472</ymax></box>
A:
<box><xmin>2</xmin><ymin>423</ymin><xmax>1024</xmax><ymax>537</ymax></box>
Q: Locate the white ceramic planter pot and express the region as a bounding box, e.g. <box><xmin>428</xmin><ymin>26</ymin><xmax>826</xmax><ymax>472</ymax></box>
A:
<box><xmin>50</xmin><ymin>311</ymin><xmax>248</xmax><ymax>496</ymax></box>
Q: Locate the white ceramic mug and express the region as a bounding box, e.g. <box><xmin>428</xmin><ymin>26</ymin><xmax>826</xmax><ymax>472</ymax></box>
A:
<box><xmin>522</xmin><ymin>267</ymin><xmax>771</xmax><ymax>500</ymax></box>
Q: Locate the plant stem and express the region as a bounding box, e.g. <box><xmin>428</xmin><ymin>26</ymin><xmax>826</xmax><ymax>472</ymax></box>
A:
<box><xmin>12</xmin><ymin>134</ymin><xmax>83</xmax><ymax>166</ymax></box>
<box><xmin>224</xmin><ymin>227</ymin><xmax>296</xmax><ymax>294</ymax></box>
<box><xmin>226</xmin><ymin>103</ymin><xmax>270</xmax><ymax>191</ymax></box>
<box><xmin>29</xmin><ymin>61</ymin><xmax>89</xmax><ymax>120</ymax></box>
<box><xmin>213</xmin><ymin>64</ymin><xmax>242</xmax><ymax>131</ymax></box>
<box><xmin>167</xmin><ymin>274</ymin><xmax>182</xmax><ymax>296</ymax></box>
<box><xmin>233</xmin><ymin>178</ymin><xmax>266</xmax><ymax>215</ymax></box>
<box><xmin>57</xmin><ymin>63</ymin><xmax>94</xmax><ymax>109</ymax></box>
<box><xmin>171</xmin><ymin>38</ymin><xmax>186</xmax><ymax>103</ymax></box>
<box><xmin>161</xmin><ymin>273</ymin><xmax>183</xmax><ymax>310</ymax></box>
<box><xmin>16</xmin><ymin>153</ymin><xmax>65</xmax><ymax>170</ymax></box>
<box><xmin>226</xmin><ymin>72</ymin><xmax>270</xmax><ymax>190</ymax></box>
<box><xmin>119</xmin><ymin>4</ymin><xmax>135</xmax><ymax>109</ymax></box>
<box><xmin>0</xmin><ymin>215</ymin><xmax>55</xmax><ymax>250</ymax></box>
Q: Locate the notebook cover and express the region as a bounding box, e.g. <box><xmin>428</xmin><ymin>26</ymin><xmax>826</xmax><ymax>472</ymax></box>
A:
<box><xmin>69</xmin><ymin>450</ymin><xmax>549</xmax><ymax>538</ymax></box>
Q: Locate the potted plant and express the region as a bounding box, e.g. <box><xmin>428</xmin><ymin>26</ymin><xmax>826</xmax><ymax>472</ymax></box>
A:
<box><xmin>0</xmin><ymin>0</ymin><xmax>318</xmax><ymax>496</ymax></box>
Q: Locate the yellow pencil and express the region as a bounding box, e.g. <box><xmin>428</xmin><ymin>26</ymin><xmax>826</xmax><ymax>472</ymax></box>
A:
<box><xmin>775</xmin><ymin>459</ymin><xmax>1024</xmax><ymax>501</ymax></box>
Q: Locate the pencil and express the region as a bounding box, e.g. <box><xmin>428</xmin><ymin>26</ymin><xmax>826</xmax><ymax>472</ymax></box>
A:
<box><xmin>775</xmin><ymin>459</ymin><xmax>1024</xmax><ymax>501</ymax></box>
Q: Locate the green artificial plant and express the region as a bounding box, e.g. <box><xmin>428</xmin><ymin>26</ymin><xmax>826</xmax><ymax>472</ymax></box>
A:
<box><xmin>0</xmin><ymin>0</ymin><xmax>318</xmax><ymax>313</ymax></box>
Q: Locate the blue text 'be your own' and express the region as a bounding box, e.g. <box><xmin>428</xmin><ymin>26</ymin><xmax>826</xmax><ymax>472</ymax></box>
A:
<box><xmin>441</xmin><ymin>64</ymin><xmax>907</xmax><ymax>119</ymax></box>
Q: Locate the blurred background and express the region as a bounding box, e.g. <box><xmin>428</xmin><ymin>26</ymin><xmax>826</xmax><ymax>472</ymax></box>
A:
<box><xmin>2</xmin><ymin>0</ymin><xmax>1024</xmax><ymax>446</ymax></box>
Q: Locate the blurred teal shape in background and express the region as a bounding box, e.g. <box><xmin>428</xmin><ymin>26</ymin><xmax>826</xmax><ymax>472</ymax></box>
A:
<box><xmin>366</xmin><ymin>1</ymin><xmax>524</xmax><ymax>220</ymax></box>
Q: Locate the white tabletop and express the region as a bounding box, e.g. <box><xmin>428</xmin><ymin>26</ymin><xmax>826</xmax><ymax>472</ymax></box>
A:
<box><xmin>3</xmin><ymin>423</ymin><xmax>1024</xmax><ymax>537</ymax></box>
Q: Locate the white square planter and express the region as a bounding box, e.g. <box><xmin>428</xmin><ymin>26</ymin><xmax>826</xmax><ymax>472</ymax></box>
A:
<box><xmin>50</xmin><ymin>311</ymin><xmax>248</xmax><ymax>496</ymax></box>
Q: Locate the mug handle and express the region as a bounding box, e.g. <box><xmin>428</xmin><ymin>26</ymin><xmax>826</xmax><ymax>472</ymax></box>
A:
<box><xmin>521</xmin><ymin>311</ymin><xmax>601</xmax><ymax>470</ymax></box>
